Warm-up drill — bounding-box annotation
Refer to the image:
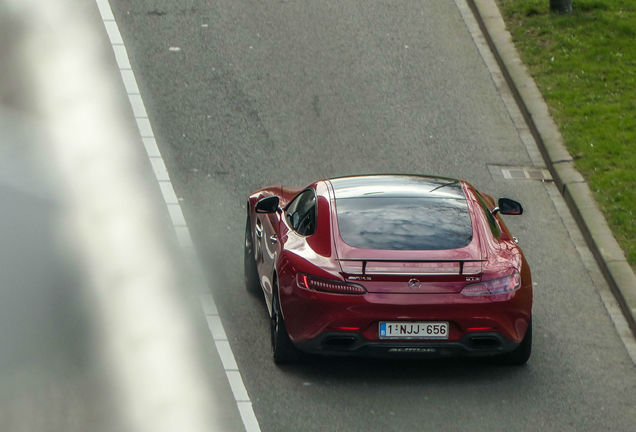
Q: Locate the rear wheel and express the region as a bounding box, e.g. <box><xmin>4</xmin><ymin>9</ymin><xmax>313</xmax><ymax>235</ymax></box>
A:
<box><xmin>499</xmin><ymin>318</ymin><xmax>532</xmax><ymax>365</ymax></box>
<box><xmin>244</xmin><ymin>214</ymin><xmax>260</xmax><ymax>294</ymax></box>
<box><xmin>271</xmin><ymin>282</ymin><xmax>299</xmax><ymax>364</ymax></box>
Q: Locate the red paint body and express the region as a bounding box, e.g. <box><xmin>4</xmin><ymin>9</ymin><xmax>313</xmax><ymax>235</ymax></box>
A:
<box><xmin>248</xmin><ymin>176</ymin><xmax>532</xmax><ymax>357</ymax></box>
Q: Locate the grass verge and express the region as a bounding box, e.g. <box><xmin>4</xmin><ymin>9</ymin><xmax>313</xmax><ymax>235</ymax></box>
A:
<box><xmin>496</xmin><ymin>0</ymin><xmax>635</xmax><ymax>267</ymax></box>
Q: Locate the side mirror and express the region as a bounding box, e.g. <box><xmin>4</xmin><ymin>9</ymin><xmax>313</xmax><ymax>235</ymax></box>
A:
<box><xmin>255</xmin><ymin>196</ymin><xmax>280</xmax><ymax>213</ymax></box>
<box><xmin>495</xmin><ymin>198</ymin><xmax>523</xmax><ymax>215</ymax></box>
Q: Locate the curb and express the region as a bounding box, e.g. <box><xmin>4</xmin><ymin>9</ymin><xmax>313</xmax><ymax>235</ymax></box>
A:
<box><xmin>467</xmin><ymin>0</ymin><xmax>636</xmax><ymax>335</ymax></box>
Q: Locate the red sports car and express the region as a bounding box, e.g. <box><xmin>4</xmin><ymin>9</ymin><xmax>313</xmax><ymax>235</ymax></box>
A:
<box><xmin>244</xmin><ymin>175</ymin><xmax>532</xmax><ymax>364</ymax></box>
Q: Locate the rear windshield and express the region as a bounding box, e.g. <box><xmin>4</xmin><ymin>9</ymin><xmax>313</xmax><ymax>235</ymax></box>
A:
<box><xmin>335</xmin><ymin>196</ymin><xmax>473</xmax><ymax>250</ymax></box>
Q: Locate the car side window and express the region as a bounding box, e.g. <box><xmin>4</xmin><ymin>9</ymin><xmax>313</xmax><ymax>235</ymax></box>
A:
<box><xmin>286</xmin><ymin>189</ymin><xmax>317</xmax><ymax>236</ymax></box>
<box><xmin>475</xmin><ymin>191</ymin><xmax>501</xmax><ymax>239</ymax></box>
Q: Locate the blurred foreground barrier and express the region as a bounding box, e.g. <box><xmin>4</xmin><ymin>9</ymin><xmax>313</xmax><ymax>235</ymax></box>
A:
<box><xmin>0</xmin><ymin>1</ymin><xmax>237</xmax><ymax>431</ymax></box>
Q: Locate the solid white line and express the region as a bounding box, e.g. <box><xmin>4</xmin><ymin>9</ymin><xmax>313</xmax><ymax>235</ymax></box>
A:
<box><xmin>237</xmin><ymin>402</ymin><xmax>261</xmax><ymax>432</ymax></box>
<box><xmin>120</xmin><ymin>70</ymin><xmax>140</xmax><ymax>94</ymax></box>
<box><xmin>166</xmin><ymin>203</ymin><xmax>187</xmax><ymax>227</ymax></box>
<box><xmin>200</xmin><ymin>293</ymin><xmax>219</xmax><ymax>315</ymax></box>
<box><xmin>128</xmin><ymin>94</ymin><xmax>148</xmax><ymax>117</ymax></box>
<box><xmin>215</xmin><ymin>340</ymin><xmax>239</xmax><ymax>370</ymax></box>
<box><xmin>174</xmin><ymin>226</ymin><xmax>194</xmax><ymax>248</ymax></box>
<box><xmin>104</xmin><ymin>20</ymin><xmax>123</xmax><ymax>44</ymax></box>
<box><xmin>158</xmin><ymin>181</ymin><xmax>179</xmax><ymax>204</ymax></box>
<box><xmin>142</xmin><ymin>137</ymin><xmax>160</xmax><ymax>157</ymax></box>
<box><xmin>226</xmin><ymin>371</ymin><xmax>250</xmax><ymax>402</ymax></box>
<box><xmin>112</xmin><ymin>44</ymin><xmax>131</xmax><ymax>69</ymax></box>
<box><xmin>149</xmin><ymin>157</ymin><xmax>170</xmax><ymax>181</ymax></box>
<box><xmin>96</xmin><ymin>1</ymin><xmax>261</xmax><ymax>430</ymax></box>
<box><xmin>207</xmin><ymin>315</ymin><xmax>229</xmax><ymax>341</ymax></box>
<box><xmin>135</xmin><ymin>117</ymin><xmax>154</xmax><ymax>138</ymax></box>
<box><xmin>96</xmin><ymin>0</ymin><xmax>114</xmax><ymax>20</ymax></box>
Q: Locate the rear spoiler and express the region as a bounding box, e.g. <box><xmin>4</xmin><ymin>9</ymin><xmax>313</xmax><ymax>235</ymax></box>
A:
<box><xmin>336</xmin><ymin>258</ymin><xmax>487</xmax><ymax>276</ymax></box>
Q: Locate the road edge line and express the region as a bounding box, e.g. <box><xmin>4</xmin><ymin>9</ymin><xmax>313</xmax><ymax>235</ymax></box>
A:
<box><xmin>95</xmin><ymin>1</ymin><xmax>261</xmax><ymax>430</ymax></box>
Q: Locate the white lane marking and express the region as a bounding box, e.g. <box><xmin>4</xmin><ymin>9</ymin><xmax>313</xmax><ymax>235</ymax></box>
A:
<box><xmin>158</xmin><ymin>181</ymin><xmax>179</xmax><ymax>204</ymax></box>
<box><xmin>166</xmin><ymin>203</ymin><xmax>187</xmax><ymax>227</ymax></box>
<box><xmin>96</xmin><ymin>2</ymin><xmax>262</xmax><ymax>431</ymax></box>
<box><xmin>112</xmin><ymin>44</ymin><xmax>132</xmax><ymax>69</ymax></box>
<box><xmin>207</xmin><ymin>315</ymin><xmax>229</xmax><ymax>341</ymax></box>
<box><xmin>120</xmin><ymin>70</ymin><xmax>140</xmax><ymax>94</ymax></box>
<box><xmin>103</xmin><ymin>20</ymin><xmax>123</xmax><ymax>44</ymax></box>
<box><xmin>96</xmin><ymin>0</ymin><xmax>114</xmax><ymax>20</ymax></box>
<box><xmin>149</xmin><ymin>157</ymin><xmax>170</xmax><ymax>181</ymax></box>
<box><xmin>175</xmin><ymin>225</ymin><xmax>194</xmax><ymax>248</ymax></box>
<box><xmin>215</xmin><ymin>340</ymin><xmax>239</xmax><ymax>370</ymax></box>
<box><xmin>238</xmin><ymin>402</ymin><xmax>261</xmax><ymax>432</ymax></box>
<box><xmin>226</xmin><ymin>371</ymin><xmax>250</xmax><ymax>402</ymax></box>
<box><xmin>142</xmin><ymin>137</ymin><xmax>161</xmax><ymax>157</ymax></box>
<box><xmin>128</xmin><ymin>94</ymin><xmax>148</xmax><ymax>117</ymax></box>
<box><xmin>135</xmin><ymin>117</ymin><xmax>154</xmax><ymax>137</ymax></box>
<box><xmin>200</xmin><ymin>293</ymin><xmax>219</xmax><ymax>315</ymax></box>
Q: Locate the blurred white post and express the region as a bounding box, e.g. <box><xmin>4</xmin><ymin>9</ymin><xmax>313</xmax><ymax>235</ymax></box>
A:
<box><xmin>1</xmin><ymin>1</ymin><xmax>232</xmax><ymax>431</ymax></box>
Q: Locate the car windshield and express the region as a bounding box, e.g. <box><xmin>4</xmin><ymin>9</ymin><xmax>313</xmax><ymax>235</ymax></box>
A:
<box><xmin>331</xmin><ymin>176</ymin><xmax>473</xmax><ymax>250</ymax></box>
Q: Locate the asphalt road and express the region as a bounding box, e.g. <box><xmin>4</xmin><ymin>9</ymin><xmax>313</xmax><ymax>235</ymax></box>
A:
<box><xmin>109</xmin><ymin>1</ymin><xmax>636</xmax><ymax>430</ymax></box>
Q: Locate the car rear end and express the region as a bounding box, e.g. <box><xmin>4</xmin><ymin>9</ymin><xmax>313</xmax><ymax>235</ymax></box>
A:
<box><xmin>283</xmin><ymin>175</ymin><xmax>532</xmax><ymax>359</ymax></box>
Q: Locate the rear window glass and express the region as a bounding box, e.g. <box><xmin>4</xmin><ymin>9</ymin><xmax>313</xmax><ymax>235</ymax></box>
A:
<box><xmin>335</xmin><ymin>197</ymin><xmax>473</xmax><ymax>250</ymax></box>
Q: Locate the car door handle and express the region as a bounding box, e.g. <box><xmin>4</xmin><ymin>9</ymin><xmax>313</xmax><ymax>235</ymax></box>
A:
<box><xmin>255</xmin><ymin>222</ymin><xmax>263</xmax><ymax>238</ymax></box>
<box><xmin>269</xmin><ymin>235</ymin><xmax>278</xmax><ymax>244</ymax></box>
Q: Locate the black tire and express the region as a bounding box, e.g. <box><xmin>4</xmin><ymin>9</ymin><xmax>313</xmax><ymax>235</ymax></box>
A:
<box><xmin>244</xmin><ymin>214</ymin><xmax>260</xmax><ymax>294</ymax></box>
<box><xmin>499</xmin><ymin>318</ymin><xmax>532</xmax><ymax>365</ymax></box>
<box><xmin>271</xmin><ymin>283</ymin><xmax>300</xmax><ymax>364</ymax></box>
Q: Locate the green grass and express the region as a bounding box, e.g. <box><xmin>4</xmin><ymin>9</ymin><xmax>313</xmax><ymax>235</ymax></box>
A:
<box><xmin>497</xmin><ymin>0</ymin><xmax>636</xmax><ymax>267</ymax></box>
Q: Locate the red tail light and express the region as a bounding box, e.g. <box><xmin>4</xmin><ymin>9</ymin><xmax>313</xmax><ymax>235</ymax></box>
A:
<box><xmin>297</xmin><ymin>273</ymin><xmax>366</xmax><ymax>295</ymax></box>
<box><xmin>460</xmin><ymin>272</ymin><xmax>521</xmax><ymax>296</ymax></box>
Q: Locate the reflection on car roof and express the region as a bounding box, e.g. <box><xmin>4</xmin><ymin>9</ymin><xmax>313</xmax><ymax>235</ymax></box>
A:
<box><xmin>329</xmin><ymin>175</ymin><xmax>472</xmax><ymax>251</ymax></box>
<box><xmin>329</xmin><ymin>175</ymin><xmax>465</xmax><ymax>200</ymax></box>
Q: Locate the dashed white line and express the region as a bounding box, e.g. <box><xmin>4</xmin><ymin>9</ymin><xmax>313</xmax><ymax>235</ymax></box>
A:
<box><xmin>96</xmin><ymin>1</ymin><xmax>261</xmax><ymax>430</ymax></box>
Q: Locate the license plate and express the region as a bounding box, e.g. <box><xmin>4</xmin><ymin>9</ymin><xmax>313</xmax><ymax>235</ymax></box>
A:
<box><xmin>379</xmin><ymin>321</ymin><xmax>449</xmax><ymax>340</ymax></box>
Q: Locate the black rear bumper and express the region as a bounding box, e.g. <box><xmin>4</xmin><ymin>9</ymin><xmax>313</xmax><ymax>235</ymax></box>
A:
<box><xmin>294</xmin><ymin>332</ymin><xmax>519</xmax><ymax>359</ymax></box>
